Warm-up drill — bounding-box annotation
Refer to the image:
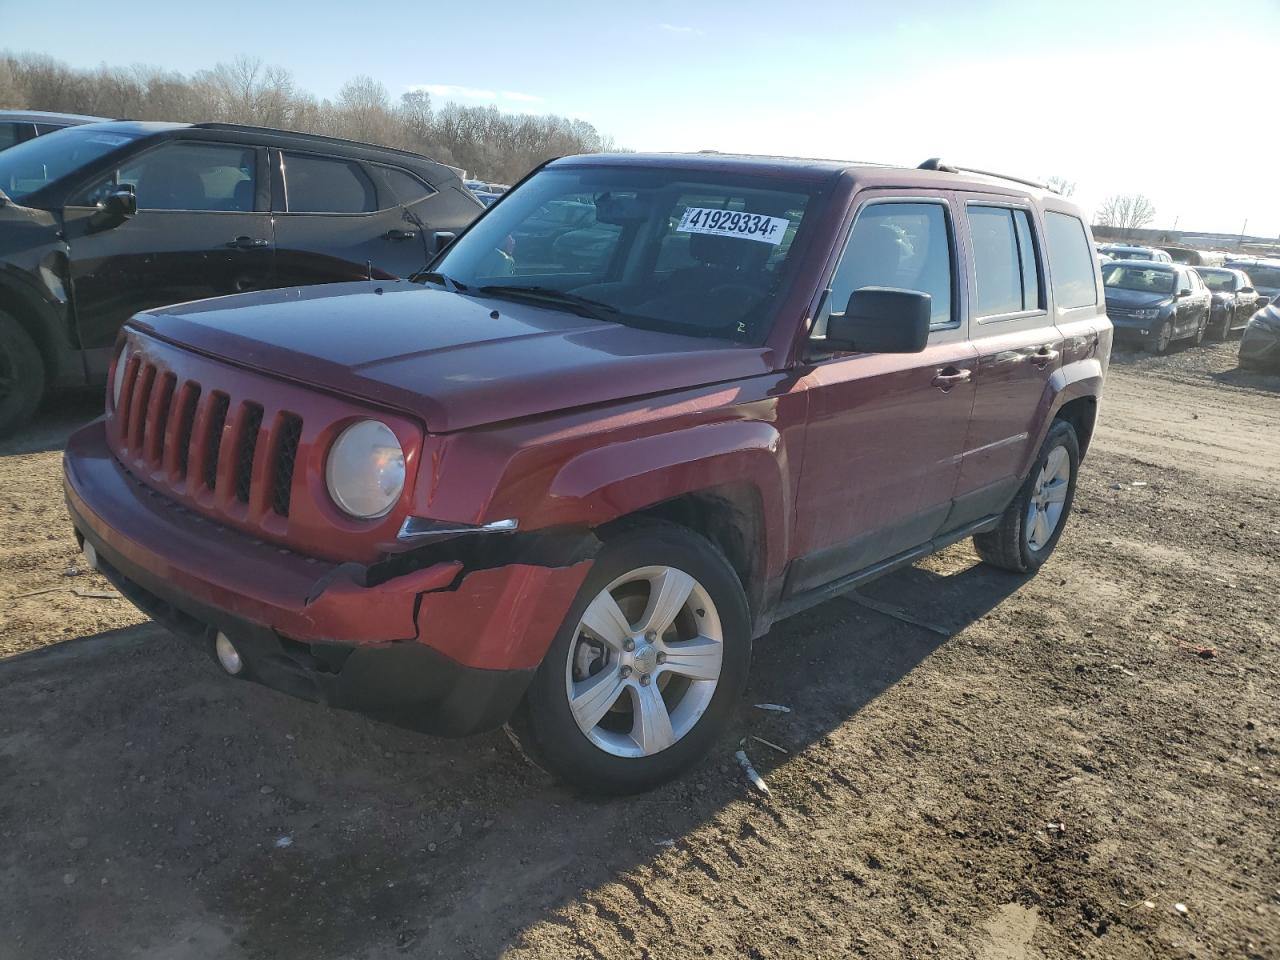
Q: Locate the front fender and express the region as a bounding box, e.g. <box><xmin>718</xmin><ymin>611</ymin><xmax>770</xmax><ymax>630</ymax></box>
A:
<box><xmin>542</xmin><ymin>418</ymin><xmax>792</xmax><ymax>579</ymax></box>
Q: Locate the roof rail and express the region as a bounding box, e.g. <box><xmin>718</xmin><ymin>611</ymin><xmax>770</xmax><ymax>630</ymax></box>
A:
<box><xmin>188</xmin><ymin>122</ymin><xmax>432</xmax><ymax>161</ymax></box>
<box><xmin>918</xmin><ymin>158</ymin><xmax>1049</xmax><ymax>192</ymax></box>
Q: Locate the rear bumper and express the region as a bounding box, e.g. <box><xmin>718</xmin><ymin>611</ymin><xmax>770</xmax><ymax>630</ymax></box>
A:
<box><xmin>63</xmin><ymin>418</ymin><xmax>593</xmax><ymax>735</ymax></box>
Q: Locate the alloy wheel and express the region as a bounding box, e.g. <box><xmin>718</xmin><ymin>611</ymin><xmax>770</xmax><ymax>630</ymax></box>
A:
<box><xmin>564</xmin><ymin>565</ymin><xmax>724</xmax><ymax>758</ymax></box>
<box><xmin>1025</xmin><ymin>445</ymin><xmax>1071</xmax><ymax>552</ymax></box>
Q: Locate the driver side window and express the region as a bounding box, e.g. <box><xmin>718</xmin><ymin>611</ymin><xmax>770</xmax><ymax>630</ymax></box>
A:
<box><xmin>819</xmin><ymin>200</ymin><xmax>955</xmax><ymax>335</ymax></box>
<box><xmin>80</xmin><ymin>142</ymin><xmax>257</xmax><ymax>212</ymax></box>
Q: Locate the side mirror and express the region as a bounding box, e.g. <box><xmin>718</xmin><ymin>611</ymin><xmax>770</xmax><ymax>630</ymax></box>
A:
<box><xmin>433</xmin><ymin>231</ymin><xmax>457</xmax><ymax>254</ymax></box>
<box><xmin>1239</xmin><ymin>286</ymin><xmax>1255</xmax><ymax>295</ymax></box>
<box><xmin>823</xmin><ymin>287</ymin><xmax>931</xmax><ymax>354</ymax></box>
<box><xmin>1177</xmin><ymin>287</ymin><xmax>1193</xmax><ymax>298</ymax></box>
<box><xmin>89</xmin><ymin>185</ymin><xmax>137</xmax><ymax>230</ymax></box>
<box><xmin>1258</xmin><ymin>296</ymin><xmax>1272</xmax><ymax>309</ymax></box>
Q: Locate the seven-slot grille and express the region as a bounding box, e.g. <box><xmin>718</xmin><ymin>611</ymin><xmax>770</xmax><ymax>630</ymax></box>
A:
<box><xmin>115</xmin><ymin>353</ymin><xmax>302</xmax><ymax>519</ymax></box>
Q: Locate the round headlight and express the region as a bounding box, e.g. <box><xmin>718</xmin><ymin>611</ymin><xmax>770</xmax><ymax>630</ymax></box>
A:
<box><xmin>111</xmin><ymin>344</ymin><xmax>132</xmax><ymax>409</ymax></box>
<box><xmin>325</xmin><ymin>420</ymin><xmax>405</xmax><ymax>519</ymax></box>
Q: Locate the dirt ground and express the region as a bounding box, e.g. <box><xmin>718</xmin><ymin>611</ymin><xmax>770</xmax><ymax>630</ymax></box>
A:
<box><xmin>1</xmin><ymin>341</ymin><xmax>1277</xmax><ymax>960</ymax></box>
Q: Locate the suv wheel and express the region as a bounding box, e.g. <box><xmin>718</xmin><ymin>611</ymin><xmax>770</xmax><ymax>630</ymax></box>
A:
<box><xmin>520</xmin><ymin>521</ymin><xmax>751</xmax><ymax>794</ymax></box>
<box><xmin>0</xmin><ymin>311</ymin><xmax>46</xmax><ymax>439</ymax></box>
<box><xmin>973</xmin><ymin>419</ymin><xmax>1080</xmax><ymax>574</ymax></box>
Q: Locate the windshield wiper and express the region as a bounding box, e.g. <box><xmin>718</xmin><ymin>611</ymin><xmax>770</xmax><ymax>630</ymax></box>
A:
<box><xmin>411</xmin><ymin>270</ymin><xmax>467</xmax><ymax>291</ymax></box>
<box><xmin>475</xmin><ymin>285</ymin><xmax>620</xmax><ymax>321</ymax></box>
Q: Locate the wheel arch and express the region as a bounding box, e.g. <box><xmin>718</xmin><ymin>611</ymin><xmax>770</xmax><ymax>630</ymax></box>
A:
<box><xmin>0</xmin><ymin>270</ymin><xmax>77</xmax><ymax>387</ymax></box>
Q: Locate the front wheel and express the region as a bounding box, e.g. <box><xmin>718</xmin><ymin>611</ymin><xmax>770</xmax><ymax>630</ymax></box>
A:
<box><xmin>521</xmin><ymin>521</ymin><xmax>751</xmax><ymax>794</ymax></box>
<box><xmin>1147</xmin><ymin>321</ymin><xmax>1172</xmax><ymax>354</ymax></box>
<box><xmin>0</xmin><ymin>311</ymin><xmax>46</xmax><ymax>439</ymax></box>
<box><xmin>974</xmin><ymin>419</ymin><xmax>1080</xmax><ymax>574</ymax></box>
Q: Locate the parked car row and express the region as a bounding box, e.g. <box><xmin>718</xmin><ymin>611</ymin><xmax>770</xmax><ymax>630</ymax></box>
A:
<box><xmin>1096</xmin><ymin>240</ymin><xmax>1278</xmax><ymax>364</ymax></box>
<box><xmin>463</xmin><ymin>179</ymin><xmax>510</xmax><ymax>207</ymax></box>
<box><xmin>0</xmin><ymin>118</ymin><xmax>484</xmax><ymax>435</ymax></box>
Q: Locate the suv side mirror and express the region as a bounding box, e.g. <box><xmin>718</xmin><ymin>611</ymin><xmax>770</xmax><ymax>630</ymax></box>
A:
<box><xmin>823</xmin><ymin>288</ymin><xmax>931</xmax><ymax>354</ymax></box>
<box><xmin>433</xmin><ymin>231</ymin><xmax>457</xmax><ymax>254</ymax></box>
<box><xmin>1240</xmin><ymin>286</ymin><xmax>1255</xmax><ymax>295</ymax></box>
<box><xmin>1258</xmin><ymin>296</ymin><xmax>1272</xmax><ymax>309</ymax></box>
<box><xmin>1177</xmin><ymin>287</ymin><xmax>1193</xmax><ymax>298</ymax></box>
<box><xmin>89</xmin><ymin>185</ymin><xmax>137</xmax><ymax>230</ymax></box>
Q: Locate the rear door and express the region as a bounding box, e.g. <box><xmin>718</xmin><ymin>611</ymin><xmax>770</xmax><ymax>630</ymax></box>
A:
<box><xmin>947</xmin><ymin>198</ymin><xmax>1063</xmax><ymax>529</ymax></box>
<box><xmin>787</xmin><ymin>193</ymin><xmax>978</xmax><ymax>597</ymax></box>
<box><xmin>61</xmin><ymin>139</ymin><xmax>273</xmax><ymax>356</ymax></box>
<box><xmin>271</xmin><ymin>151</ymin><xmax>428</xmax><ymax>283</ymax></box>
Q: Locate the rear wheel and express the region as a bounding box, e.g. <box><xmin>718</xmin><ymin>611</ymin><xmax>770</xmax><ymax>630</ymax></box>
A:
<box><xmin>521</xmin><ymin>521</ymin><xmax>751</xmax><ymax>794</ymax></box>
<box><xmin>0</xmin><ymin>311</ymin><xmax>45</xmax><ymax>439</ymax></box>
<box><xmin>974</xmin><ymin>419</ymin><xmax>1080</xmax><ymax>574</ymax></box>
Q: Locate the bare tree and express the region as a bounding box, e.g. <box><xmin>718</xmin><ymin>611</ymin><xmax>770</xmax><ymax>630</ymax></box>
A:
<box><xmin>0</xmin><ymin>50</ymin><xmax>616</xmax><ymax>182</ymax></box>
<box><xmin>1045</xmin><ymin>176</ymin><xmax>1075</xmax><ymax>197</ymax></box>
<box><xmin>1096</xmin><ymin>194</ymin><xmax>1157</xmax><ymax>235</ymax></box>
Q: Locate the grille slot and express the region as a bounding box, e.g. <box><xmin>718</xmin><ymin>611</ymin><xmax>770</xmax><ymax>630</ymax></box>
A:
<box><xmin>129</xmin><ymin>364</ymin><xmax>157</xmax><ymax>454</ymax></box>
<box><xmin>148</xmin><ymin>372</ymin><xmax>177</xmax><ymax>467</ymax></box>
<box><xmin>204</xmin><ymin>393</ymin><xmax>230</xmax><ymax>491</ymax></box>
<box><xmin>234</xmin><ymin>404</ymin><xmax>264</xmax><ymax>504</ymax></box>
<box><xmin>271</xmin><ymin>414</ymin><xmax>303</xmax><ymax>517</ymax></box>
<box><xmin>174</xmin><ymin>385</ymin><xmax>201</xmax><ymax>480</ymax></box>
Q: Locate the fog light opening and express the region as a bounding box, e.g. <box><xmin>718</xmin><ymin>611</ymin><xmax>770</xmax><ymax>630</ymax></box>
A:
<box><xmin>214</xmin><ymin>633</ymin><xmax>244</xmax><ymax>676</ymax></box>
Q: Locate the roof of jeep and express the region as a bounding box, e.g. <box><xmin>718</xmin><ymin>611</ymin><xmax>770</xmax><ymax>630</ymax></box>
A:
<box><xmin>549</xmin><ymin>151</ymin><xmax>1057</xmax><ymax>198</ymax></box>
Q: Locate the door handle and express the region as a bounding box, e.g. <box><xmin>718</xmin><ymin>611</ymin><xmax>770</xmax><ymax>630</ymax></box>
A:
<box><xmin>226</xmin><ymin>236</ymin><xmax>269</xmax><ymax>249</ymax></box>
<box><xmin>385</xmin><ymin>228</ymin><xmax>417</xmax><ymax>241</ymax></box>
<box><xmin>932</xmin><ymin>366</ymin><xmax>972</xmax><ymax>390</ymax></box>
<box><xmin>1030</xmin><ymin>347</ymin><xmax>1060</xmax><ymax>368</ymax></box>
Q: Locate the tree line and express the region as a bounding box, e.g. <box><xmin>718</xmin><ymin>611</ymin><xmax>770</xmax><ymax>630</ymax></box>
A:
<box><xmin>0</xmin><ymin>52</ymin><xmax>618</xmax><ymax>183</ymax></box>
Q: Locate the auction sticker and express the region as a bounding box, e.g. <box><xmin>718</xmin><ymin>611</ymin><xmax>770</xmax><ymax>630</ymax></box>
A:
<box><xmin>677</xmin><ymin>207</ymin><xmax>790</xmax><ymax>245</ymax></box>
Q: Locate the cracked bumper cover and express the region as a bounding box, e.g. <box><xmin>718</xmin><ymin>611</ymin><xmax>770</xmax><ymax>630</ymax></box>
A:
<box><xmin>62</xmin><ymin>419</ymin><xmax>592</xmax><ymax>736</ymax></box>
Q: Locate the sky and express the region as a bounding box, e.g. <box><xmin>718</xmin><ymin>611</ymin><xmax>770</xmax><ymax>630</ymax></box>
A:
<box><xmin>5</xmin><ymin>0</ymin><xmax>1279</xmax><ymax>235</ymax></box>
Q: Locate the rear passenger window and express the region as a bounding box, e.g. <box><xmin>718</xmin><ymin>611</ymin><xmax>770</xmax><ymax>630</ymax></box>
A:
<box><xmin>824</xmin><ymin>201</ymin><xmax>954</xmax><ymax>329</ymax></box>
<box><xmin>1043</xmin><ymin>211</ymin><xmax>1099</xmax><ymax>309</ymax></box>
<box><xmin>968</xmin><ymin>206</ymin><xmax>1041</xmax><ymax>318</ymax></box>
<box><xmin>283</xmin><ymin>153</ymin><xmax>376</xmax><ymax>213</ymax></box>
<box><xmin>376</xmin><ymin>167</ymin><xmax>436</xmax><ymax>207</ymax></box>
<box><xmin>0</xmin><ymin>123</ymin><xmax>25</xmax><ymax>149</ymax></box>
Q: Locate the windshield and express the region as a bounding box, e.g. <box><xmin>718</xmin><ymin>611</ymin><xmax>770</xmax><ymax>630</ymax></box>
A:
<box><xmin>431</xmin><ymin>165</ymin><xmax>821</xmax><ymax>344</ymax></box>
<box><xmin>1103</xmin><ymin>264</ymin><xmax>1176</xmax><ymax>295</ymax></box>
<box><xmin>1197</xmin><ymin>269</ymin><xmax>1237</xmax><ymax>292</ymax></box>
<box><xmin>0</xmin><ymin>126</ymin><xmax>142</xmax><ymax>202</ymax></box>
<box><xmin>1242</xmin><ymin>265</ymin><xmax>1280</xmax><ymax>288</ymax></box>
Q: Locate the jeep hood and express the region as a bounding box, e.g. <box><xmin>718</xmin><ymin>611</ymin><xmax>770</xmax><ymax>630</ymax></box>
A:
<box><xmin>131</xmin><ymin>281</ymin><xmax>775</xmax><ymax>433</ymax></box>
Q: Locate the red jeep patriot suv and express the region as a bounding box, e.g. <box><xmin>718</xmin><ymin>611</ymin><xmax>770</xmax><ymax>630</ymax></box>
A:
<box><xmin>64</xmin><ymin>153</ymin><xmax>1111</xmax><ymax>793</ymax></box>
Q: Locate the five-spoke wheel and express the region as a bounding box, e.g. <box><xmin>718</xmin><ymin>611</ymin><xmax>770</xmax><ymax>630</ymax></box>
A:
<box><xmin>520</xmin><ymin>522</ymin><xmax>750</xmax><ymax>793</ymax></box>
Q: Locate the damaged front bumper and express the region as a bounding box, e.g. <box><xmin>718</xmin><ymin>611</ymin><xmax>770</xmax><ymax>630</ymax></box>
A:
<box><xmin>63</xmin><ymin>418</ymin><xmax>593</xmax><ymax>736</ymax></box>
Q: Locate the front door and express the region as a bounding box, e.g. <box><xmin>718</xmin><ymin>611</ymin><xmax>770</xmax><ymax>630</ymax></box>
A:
<box><xmin>272</xmin><ymin>150</ymin><xmax>430</xmax><ymax>284</ymax></box>
<box><xmin>787</xmin><ymin>195</ymin><xmax>977</xmax><ymax>597</ymax></box>
<box><xmin>62</xmin><ymin>140</ymin><xmax>273</xmax><ymax>358</ymax></box>
<box><xmin>948</xmin><ymin>199</ymin><xmax>1064</xmax><ymax>528</ymax></box>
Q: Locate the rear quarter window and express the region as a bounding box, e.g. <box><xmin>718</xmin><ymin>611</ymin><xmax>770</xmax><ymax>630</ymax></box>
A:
<box><xmin>1043</xmin><ymin>212</ymin><xmax>1098</xmax><ymax>309</ymax></box>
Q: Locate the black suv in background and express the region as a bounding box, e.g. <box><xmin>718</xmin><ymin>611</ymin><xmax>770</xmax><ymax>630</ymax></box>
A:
<box><xmin>0</xmin><ymin>110</ymin><xmax>106</xmax><ymax>151</ymax></box>
<box><xmin>0</xmin><ymin>121</ymin><xmax>483</xmax><ymax>436</ymax></box>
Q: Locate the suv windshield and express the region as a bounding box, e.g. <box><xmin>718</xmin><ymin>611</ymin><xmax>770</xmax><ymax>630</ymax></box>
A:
<box><xmin>1239</xmin><ymin>264</ymin><xmax>1280</xmax><ymax>288</ymax></box>
<box><xmin>1103</xmin><ymin>264</ymin><xmax>1176</xmax><ymax>295</ymax></box>
<box><xmin>0</xmin><ymin>126</ymin><xmax>142</xmax><ymax>202</ymax></box>
<box><xmin>1197</xmin><ymin>269</ymin><xmax>1237</xmax><ymax>292</ymax></box>
<box><xmin>430</xmin><ymin>165</ymin><xmax>821</xmax><ymax>344</ymax></box>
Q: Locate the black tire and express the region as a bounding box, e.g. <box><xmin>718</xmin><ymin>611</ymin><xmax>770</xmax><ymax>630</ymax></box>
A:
<box><xmin>1215</xmin><ymin>311</ymin><xmax>1232</xmax><ymax>341</ymax></box>
<box><xmin>973</xmin><ymin>419</ymin><xmax>1081</xmax><ymax>574</ymax></box>
<box><xmin>1147</xmin><ymin>321</ymin><xmax>1172</xmax><ymax>354</ymax></box>
<box><xmin>519</xmin><ymin>520</ymin><xmax>751</xmax><ymax>794</ymax></box>
<box><xmin>0</xmin><ymin>311</ymin><xmax>45</xmax><ymax>439</ymax></box>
